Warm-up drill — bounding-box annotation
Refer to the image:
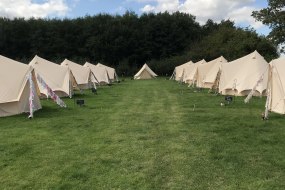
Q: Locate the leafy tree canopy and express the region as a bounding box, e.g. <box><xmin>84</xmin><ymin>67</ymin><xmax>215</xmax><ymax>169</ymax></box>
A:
<box><xmin>252</xmin><ymin>0</ymin><xmax>285</xmax><ymax>52</ymax></box>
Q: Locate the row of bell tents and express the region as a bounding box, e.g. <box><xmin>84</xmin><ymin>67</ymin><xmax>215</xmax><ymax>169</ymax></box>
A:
<box><xmin>171</xmin><ymin>50</ymin><xmax>285</xmax><ymax>117</ymax></box>
<box><xmin>1</xmin><ymin>51</ymin><xmax>284</xmax><ymax>118</ymax></box>
<box><xmin>0</xmin><ymin>55</ymin><xmax>118</xmax><ymax>118</ymax></box>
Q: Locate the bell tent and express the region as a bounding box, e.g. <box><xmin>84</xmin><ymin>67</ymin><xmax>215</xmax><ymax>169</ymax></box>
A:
<box><xmin>84</xmin><ymin>62</ymin><xmax>110</xmax><ymax>85</ymax></box>
<box><xmin>197</xmin><ymin>56</ymin><xmax>228</xmax><ymax>89</ymax></box>
<box><xmin>183</xmin><ymin>59</ymin><xmax>207</xmax><ymax>85</ymax></box>
<box><xmin>29</xmin><ymin>55</ymin><xmax>76</xmax><ymax>98</ymax></box>
<box><xmin>171</xmin><ymin>61</ymin><xmax>193</xmax><ymax>81</ymax></box>
<box><xmin>0</xmin><ymin>55</ymin><xmax>42</xmax><ymax>117</ymax></box>
<box><xmin>97</xmin><ymin>63</ymin><xmax>118</xmax><ymax>82</ymax></box>
<box><xmin>219</xmin><ymin>50</ymin><xmax>268</xmax><ymax>96</ymax></box>
<box><xmin>265</xmin><ymin>57</ymin><xmax>285</xmax><ymax>115</ymax></box>
<box><xmin>61</xmin><ymin>59</ymin><xmax>96</xmax><ymax>89</ymax></box>
<box><xmin>134</xmin><ymin>64</ymin><xmax>158</xmax><ymax>80</ymax></box>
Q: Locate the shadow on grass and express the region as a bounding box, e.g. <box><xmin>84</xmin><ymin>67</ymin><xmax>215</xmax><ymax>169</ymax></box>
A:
<box><xmin>33</xmin><ymin>105</ymin><xmax>63</xmax><ymax>118</ymax></box>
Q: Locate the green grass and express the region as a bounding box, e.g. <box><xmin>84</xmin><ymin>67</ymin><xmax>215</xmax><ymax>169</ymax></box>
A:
<box><xmin>0</xmin><ymin>78</ymin><xmax>285</xmax><ymax>189</ymax></box>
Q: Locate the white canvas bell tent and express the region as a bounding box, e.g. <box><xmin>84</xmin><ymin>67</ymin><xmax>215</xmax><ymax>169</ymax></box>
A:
<box><xmin>84</xmin><ymin>62</ymin><xmax>110</xmax><ymax>85</ymax></box>
<box><xmin>265</xmin><ymin>57</ymin><xmax>285</xmax><ymax>115</ymax></box>
<box><xmin>171</xmin><ymin>61</ymin><xmax>193</xmax><ymax>81</ymax></box>
<box><xmin>134</xmin><ymin>64</ymin><xmax>158</xmax><ymax>80</ymax></box>
<box><xmin>219</xmin><ymin>50</ymin><xmax>268</xmax><ymax>96</ymax></box>
<box><xmin>197</xmin><ymin>56</ymin><xmax>228</xmax><ymax>89</ymax></box>
<box><xmin>0</xmin><ymin>55</ymin><xmax>42</xmax><ymax>117</ymax></box>
<box><xmin>29</xmin><ymin>55</ymin><xmax>75</xmax><ymax>98</ymax></box>
<box><xmin>183</xmin><ymin>59</ymin><xmax>207</xmax><ymax>86</ymax></box>
<box><xmin>61</xmin><ymin>59</ymin><xmax>96</xmax><ymax>89</ymax></box>
<box><xmin>97</xmin><ymin>63</ymin><xmax>118</xmax><ymax>82</ymax></box>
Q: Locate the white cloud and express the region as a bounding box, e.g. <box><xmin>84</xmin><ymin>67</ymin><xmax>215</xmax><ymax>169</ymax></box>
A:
<box><xmin>0</xmin><ymin>0</ymin><xmax>69</xmax><ymax>19</ymax></box>
<box><xmin>226</xmin><ymin>6</ymin><xmax>263</xmax><ymax>29</ymax></box>
<box><xmin>140</xmin><ymin>0</ymin><xmax>179</xmax><ymax>12</ymax></box>
<box><xmin>141</xmin><ymin>5</ymin><xmax>155</xmax><ymax>12</ymax></box>
<box><xmin>140</xmin><ymin>0</ymin><xmax>264</xmax><ymax>29</ymax></box>
<box><xmin>153</xmin><ymin>0</ymin><xmax>180</xmax><ymax>13</ymax></box>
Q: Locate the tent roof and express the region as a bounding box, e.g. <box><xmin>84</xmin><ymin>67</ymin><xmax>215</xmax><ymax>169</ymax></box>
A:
<box><xmin>175</xmin><ymin>61</ymin><xmax>193</xmax><ymax>70</ymax></box>
<box><xmin>270</xmin><ymin>57</ymin><xmax>285</xmax><ymax>65</ymax></box>
<box><xmin>97</xmin><ymin>63</ymin><xmax>114</xmax><ymax>71</ymax></box>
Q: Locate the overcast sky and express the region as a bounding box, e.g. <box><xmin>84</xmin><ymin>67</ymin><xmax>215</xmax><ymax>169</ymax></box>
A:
<box><xmin>0</xmin><ymin>0</ymin><xmax>270</xmax><ymax>35</ymax></box>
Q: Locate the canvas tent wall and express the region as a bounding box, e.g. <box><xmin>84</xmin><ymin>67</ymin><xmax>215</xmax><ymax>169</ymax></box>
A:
<box><xmin>197</xmin><ymin>56</ymin><xmax>228</xmax><ymax>89</ymax></box>
<box><xmin>134</xmin><ymin>64</ymin><xmax>158</xmax><ymax>80</ymax></box>
<box><xmin>29</xmin><ymin>55</ymin><xmax>74</xmax><ymax>98</ymax></box>
<box><xmin>182</xmin><ymin>62</ymin><xmax>196</xmax><ymax>84</ymax></box>
<box><xmin>184</xmin><ymin>59</ymin><xmax>206</xmax><ymax>85</ymax></box>
<box><xmin>61</xmin><ymin>59</ymin><xmax>96</xmax><ymax>89</ymax></box>
<box><xmin>219</xmin><ymin>51</ymin><xmax>268</xmax><ymax>96</ymax></box>
<box><xmin>181</xmin><ymin>62</ymin><xmax>194</xmax><ymax>83</ymax></box>
<box><xmin>84</xmin><ymin>62</ymin><xmax>110</xmax><ymax>85</ymax></box>
<box><xmin>172</xmin><ymin>61</ymin><xmax>193</xmax><ymax>81</ymax></box>
<box><xmin>265</xmin><ymin>57</ymin><xmax>285</xmax><ymax>115</ymax></box>
<box><xmin>0</xmin><ymin>55</ymin><xmax>42</xmax><ymax>117</ymax></box>
<box><xmin>97</xmin><ymin>63</ymin><xmax>118</xmax><ymax>82</ymax></box>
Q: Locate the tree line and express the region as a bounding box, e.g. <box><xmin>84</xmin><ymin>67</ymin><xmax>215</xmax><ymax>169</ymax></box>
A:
<box><xmin>0</xmin><ymin>11</ymin><xmax>279</xmax><ymax>76</ymax></box>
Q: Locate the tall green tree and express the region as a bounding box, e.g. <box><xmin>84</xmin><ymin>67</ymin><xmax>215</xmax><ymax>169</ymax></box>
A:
<box><xmin>189</xmin><ymin>20</ymin><xmax>278</xmax><ymax>62</ymax></box>
<box><xmin>252</xmin><ymin>0</ymin><xmax>285</xmax><ymax>52</ymax></box>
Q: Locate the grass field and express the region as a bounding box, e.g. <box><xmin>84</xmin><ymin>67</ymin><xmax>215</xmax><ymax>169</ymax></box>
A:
<box><xmin>0</xmin><ymin>78</ymin><xmax>285</xmax><ymax>189</ymax></box>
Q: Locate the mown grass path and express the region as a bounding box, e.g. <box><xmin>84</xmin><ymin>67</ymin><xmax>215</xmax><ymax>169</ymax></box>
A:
<box><xmin>0</xmin><ymin>78</ymin><xmax>284</xmax><ymax>189</ymax></box>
